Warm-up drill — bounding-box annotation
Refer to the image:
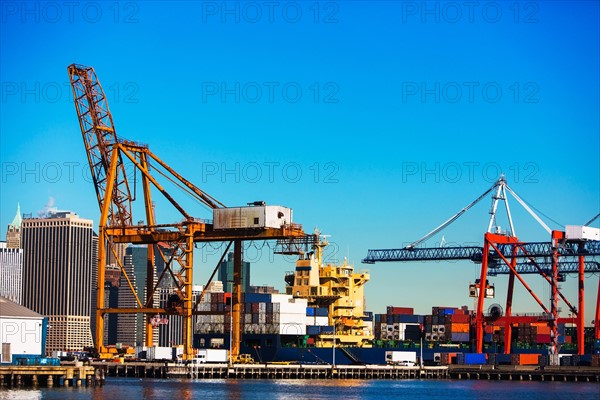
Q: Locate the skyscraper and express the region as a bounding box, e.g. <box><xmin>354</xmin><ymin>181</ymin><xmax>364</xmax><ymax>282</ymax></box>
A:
<box><xmin>116</xmin><ymin>245</ymin><xmax>159</xmax><ymax>346</ymax></box>
<box><xmin>218</xmin><ymin>252</ymin><xmax>250</xmax><ymax>293</ymax></box>
<box><xmin>0</xmin><ymin>241</ymin><xmax>23</xmax><ymax>304</ymax></box>
<box><xmin>21</xmin><ymin>211</ymin><xmax>94</xmax><ymax>354</ymax></box>
<box><xmin>6</xmin><ymin>203</ymin><xmax>22</xmax><ymax>249</ymax></box>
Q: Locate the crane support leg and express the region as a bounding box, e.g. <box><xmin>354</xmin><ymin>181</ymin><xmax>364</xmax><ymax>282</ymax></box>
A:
<box><xmin>141</xmin><ymin>152</ymin><xmax>156</xmax><ymax>347</ymax></box>
<box><xmin>550</xmin><ymin>231</ymin><xmax>564</xmax><ymax>355</ymax></box>
<box><xmin>182</xmin><ymin>231</ymin><xmax>194</xmax><ymax>360</ymax></box>
<box><xmin>95</xmin><ymin>231</ymin><xmax>107</xmax><ymax>354</ymax></box>
<box><xmin>504</xmin><ymin>251</ymin><xmax>517</xmax><ymax>354</ymax></box>
<box><xmin>231</xmin><ymin>240</ymin><xmax>243</xmax><ymax>360</ymax></box>
<box><xmin>596</xmin><ymin>273</ymin><xmax>600</xmax><ymax>340</ymax></box>
<box><xmin>577</xmin><ymin>250</ymin><xmax>585</xmax><ymax>355</ymax></box>
<box><xmin>145</xmin><ymin>244</ymin><xmax>155</xmax><ymax>347</ymax></box>
<box><xmin>475</xmin><ymin>237</ymin><xmax>491</xmax><ymax>353</ymax></box>
<box><xmin>95</xmin><ymin>146</ymin><xmax>119</xmax><ymax>355</ymax></box>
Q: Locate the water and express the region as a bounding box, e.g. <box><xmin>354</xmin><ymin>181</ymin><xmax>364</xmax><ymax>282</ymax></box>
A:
<box><xmin>0</xmin><ymin>378</ymin><xmax>598</xmax><ymax>400</ymax></box>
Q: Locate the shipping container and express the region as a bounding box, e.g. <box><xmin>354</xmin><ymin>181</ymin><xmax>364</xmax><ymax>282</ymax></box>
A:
<box><xmin>397</xmin><ymin>314</ymin><xmax>423</xmax><ymax>324</ymax></box>
<box><xmin>321</xmin><ymin>326</ymin><xmax>334</xmax><ymax>334</ymax></box>
<box><xmin>449</xmin><ymin>314</ymin><xmax>470</xmax><ymax>323</ymax></box>
<box><xmin>316</xmin><ymin>308</ymin><xmax>329</xmax><ymax>317</ymax></box>
<box><xmin>449</xmin><ymin>323</ymin><xmax>469</xmax><ymax>333</ymax></box>
<box><xmin>536</xmin><ymin>334</ymin><xmax>551</xmax><ymax>344</ymax></box>
<box><xmin>566</xmin><ymin>225</ymin><xmax>600</xmax><ymax>241</ymax></box>
<box><xmin>387</xmin><ymin>307</ymin><xmax>414</xmax><ymax>315</ymax></box>
<box><xmin>307</xmin><ymin>325</ymin><xmax>321</xmax><ymax>335</ymax></box>
<box><xmin>213</xmin><ymin>206</ymin><xmax>292</xmax><ymax>230</ymax></box>
<box><xmin>464</xmin><ymin>353</ymin><xmax>486</xmax><ymax>365</ymax></box>
<box><xmin>511</xmin><ymin>354</ymin><xmax>539</xmax><ymax>365</ymax></box>
<box><xmin>451</xmin><ymin>332</ymin><xmax>470</xmax><ymax>342</ymax></box>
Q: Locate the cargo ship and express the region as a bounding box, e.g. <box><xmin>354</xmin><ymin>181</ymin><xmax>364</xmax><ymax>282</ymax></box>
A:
<box><xmin>194</xmin><ymin>234</ymin><xmax>599</xmax><ymax>365</ymax></box>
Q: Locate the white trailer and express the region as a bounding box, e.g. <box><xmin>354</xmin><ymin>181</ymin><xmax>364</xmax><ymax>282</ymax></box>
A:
<box><xmin>385</xmin><ymin>351</ymin><xmax>417</xmax><ymax>366</ymax></box>
<box><xmin>193</xmin><ymin>349</ymin><xmax>228</xmax><ymax>363</ymax></box>
<box><xmin>146</xmin><ymin>346</ymin><xmax>174</xmax><ymax>361</ymax></box>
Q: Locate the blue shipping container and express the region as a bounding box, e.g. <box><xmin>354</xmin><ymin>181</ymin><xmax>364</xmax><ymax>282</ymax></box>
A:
<box><xmin>316</xmin><ymin>308</ymin><xmax>329</xmax><ymax>317</ymax></box>
<box><xmin>398</xmin><ymin>314</ymin><xmax>423</xmax><ymax>323</ymax></box>
<box><xmin>243</xmin><ymin>293</ymin><xmax>271</xmax><ymax>303</ymax></box>
<box><xmin>465</xmin><ymin>353</ymin><xmax>486</xmax><ymax>365</ymax></box>
<box><xmin>306</xmin><ymin>307</ymin><xmax>315</xmax><ymax>316</ymax></box>
<box><xmin>484</xmin><ymin>334</ymin><xmax>493</xmax><ymax>343</ymax></box>
<box><xmin>451</xmin><ymin>333</ymin><xmax>470</xmax><ymax>342</ymax></box>
<box><xmin>307</xmin><ymin>326</ymin><xmax>320</xmax><ymax>335</ymax></box>
<box><xmin>321</xmin><ymin>326</ymin><xmax>334</xmax><ymax>334</ymax></box>
<box><xmin>444</xmin><ymin>309</ymin><xmax>455</xmax><ymax>315</ymax></box>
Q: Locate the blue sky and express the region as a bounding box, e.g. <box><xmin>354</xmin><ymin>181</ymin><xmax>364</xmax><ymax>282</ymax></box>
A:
<box><xmin>1</xmin><ymin>1</ymin><xmax>598</xmax><ymax>318</ymax></box>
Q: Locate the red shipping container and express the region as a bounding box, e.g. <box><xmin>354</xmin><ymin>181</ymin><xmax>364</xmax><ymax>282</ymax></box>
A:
<box><xmin>537</xmin><ymin>334</ymin><xmax>551</xmax><ymax>344</ymax></box>
<box><xmin>387</xmin><ymin>306</ymin><xmax>414</xmax><ymax>315</ymax></box>
<box><xmin>450</xmin><ymin>314</ymin><xmax>470</xmax><ymax>323</ymax></box>
<box><xmin>484</xmin><ymin>325</ymin><xmax>494</xmax><ymax>334</ymax></box>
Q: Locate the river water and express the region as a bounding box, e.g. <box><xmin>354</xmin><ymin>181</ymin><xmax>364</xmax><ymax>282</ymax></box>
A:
<box><xmin>0</xmin><ymin>378</ymin><xmax>598</xmax><ymax>400</ymax></box>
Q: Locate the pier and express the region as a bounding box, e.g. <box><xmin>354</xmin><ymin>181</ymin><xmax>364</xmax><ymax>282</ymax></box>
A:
<box><xmin>447</xmin><ymin>365</ymin><xmax>600</xmax><ymax>382</ymax></box>
<box><xmin>94</xmin><ymin>362</ymin><xmax>449</xmax><ymax>380</ymax></box>
<box><xmin>0</xmin><ymin>365</ymin><xmax>98</xmax><ymax>388</ymax></box>
<box><xmin>93</xmin><ymin>362</ymin><xmax>600</xmax><ymax>382</ymax></box>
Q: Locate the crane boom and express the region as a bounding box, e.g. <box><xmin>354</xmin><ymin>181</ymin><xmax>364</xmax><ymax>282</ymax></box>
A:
<box><xmin>68</xmin><ymin>64</ymin><xmax>133</xmax><ymax>226</ymax></box>
<box><xmin>362</xmin><ymin>240</ymin><xmax>600</xmax><ymax>263</ymax></box>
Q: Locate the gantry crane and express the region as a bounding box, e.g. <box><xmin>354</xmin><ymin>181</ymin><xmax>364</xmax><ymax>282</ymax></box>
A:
<box><xmin>363</xmin><ymin>177</ymin><xmax>600</xmax><ymax>357</ymax></box>
<box><xmin>68</xmin><ymin>64</ymin><xmax>305</xmax><ymax>360</ymax></box>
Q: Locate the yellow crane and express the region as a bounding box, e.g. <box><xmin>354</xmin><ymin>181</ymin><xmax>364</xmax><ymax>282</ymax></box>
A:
<box><xmin>67</xmin><ymin>64</ymin><xmax>305</xmax><ymax>360</ymax></box>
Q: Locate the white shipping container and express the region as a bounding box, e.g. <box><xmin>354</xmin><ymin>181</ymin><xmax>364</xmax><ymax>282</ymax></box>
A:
<box><xmin>566</xmin><ymin>225</ymin><xmax>600</xmax><ymax>241</ymax></box>
<box><xmin>304</xmin><ymin>316</ymin><xmax>329</xmax><ymax>326</ymax></box>
<box><xmin>213</xmin><ymin>206</ymin><xmax>292</xmax><ymax>230</ymax></box>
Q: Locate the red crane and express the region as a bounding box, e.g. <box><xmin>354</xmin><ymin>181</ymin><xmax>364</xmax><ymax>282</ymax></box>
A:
<box><xmin>364</xmin><ymin>177</ymin><xmax>600</xmax><ymax>358</ymax></box>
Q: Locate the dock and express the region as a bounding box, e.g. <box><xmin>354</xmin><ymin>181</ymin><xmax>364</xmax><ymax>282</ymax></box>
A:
<box><xmin>0</xmin><ymin>365</ymin><xmax>98</xmax><ymax>388</ymax></box>
<box><xmin>95</xmin><ymin>362</ymin><xmax>449</xmax><ymax>380</ymax></box>
<box><xmin>447</xmin><ymin>365</ymin><xmax>600</xmax><ymax>382</ymax></box>
<box><xmin>94</xmin><ymin>362</ymin><xmax>600</xmax><ymax>382</ymax></box>
<box><xmin>2</xmin><ymin>362</ymin><xmax>598</xmax><ymax>387</ymax></box>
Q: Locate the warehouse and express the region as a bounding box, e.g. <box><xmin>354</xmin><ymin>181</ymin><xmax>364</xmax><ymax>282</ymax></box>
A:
<box><xmin>0</xmin><ymin>296</ymin><xmax>47</xmax><ymax>364</ymax></box>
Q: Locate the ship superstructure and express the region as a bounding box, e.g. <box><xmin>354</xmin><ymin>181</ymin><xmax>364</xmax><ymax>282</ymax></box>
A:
<box><xmin>285</xmin><ymin>233</ymin><xmax>373</xmax><ymax>347</ymax></box>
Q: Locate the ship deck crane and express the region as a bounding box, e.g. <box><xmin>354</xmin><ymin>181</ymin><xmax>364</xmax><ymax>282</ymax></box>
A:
<box><xmin>68</xmin><ymin>64</ymin><xmax>305</xmax><ymax>360</ymax></box>
<box><xmin>363</xmin><ymin>177</ymin><xmax>600</xmax><ymax>356</ymax></box>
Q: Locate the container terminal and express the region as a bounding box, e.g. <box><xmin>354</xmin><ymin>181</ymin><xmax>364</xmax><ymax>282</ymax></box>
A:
<box><xmin>1</xmin><ymin>64</ymin><xmax>599</xmax><ymax>385</ymax></box>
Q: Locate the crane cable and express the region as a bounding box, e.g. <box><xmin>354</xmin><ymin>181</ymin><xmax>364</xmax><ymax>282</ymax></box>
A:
<box><xmin>585</xmin><ymin>213</ymin><xmax>600</xmax><ymax>226</ymax></box>
<box><xmin>405</xmin><ymin>180</ymin><xmax>500</xmax><ymax>249</ymax></box>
